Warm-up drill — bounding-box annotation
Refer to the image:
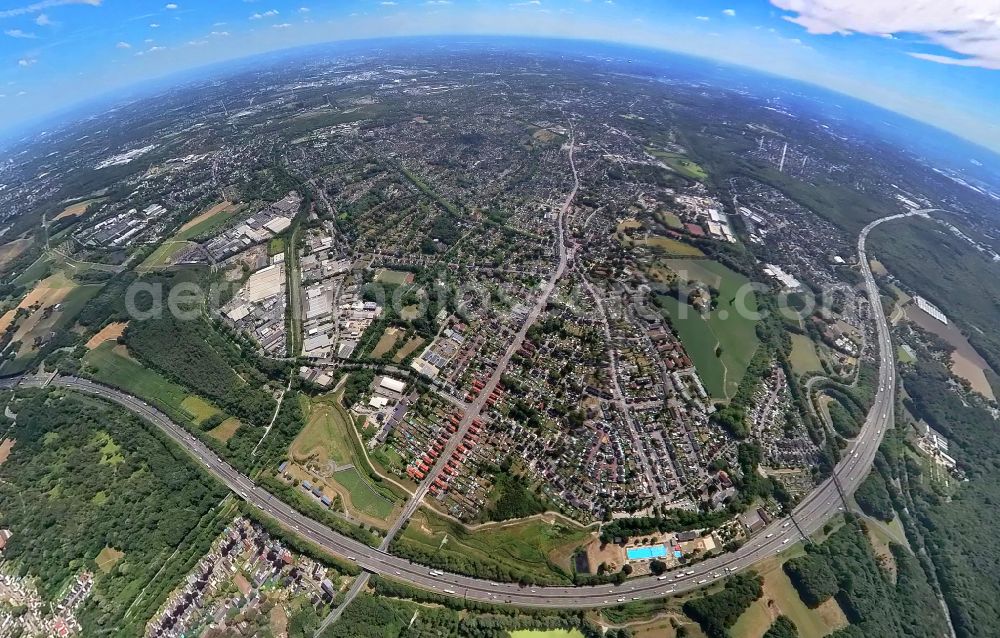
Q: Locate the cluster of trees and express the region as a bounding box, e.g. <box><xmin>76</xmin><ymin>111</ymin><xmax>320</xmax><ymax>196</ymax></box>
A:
<box><xmin>599</xmin><ymin>508</ymin><xmax>732</xmax><ymax>544</ymax></box>
<box><xmin>682</xmin><ymin>572</ymin><xmax>763</xmax><ymax>638</ymax></box>
<box><xmin>763</xmin><ymin>616</ymin><xmax>798</xmax><ymax>638</ymax></box>
<box><xmin>126</xmin><ymin>314</ymin><xmax>277</xmax><ymax>425</ymax></box>
<box><xmin>341</xmin><ymin>369</ymin><xmax>375</xmax><ymax>408</ymax></box>
<box><xmin>0</xmin><ymin>389</ymin><xmax>226</xmax><ymax>634</ymax></box>
<box><xmin>783</xmin><ymin>517</ymin><xmax>949</xmax><ymax>638</ymax></box>
<box><xmin>369</xmin><ymin>577</ymin><xmax>620</xmax><ymax>638</ymax></box>
<box><xmin>486</xmin><ymin>472</ymin><xmax>546</xmax><ymax>522</ymax></box>
<box><xmin>854</xmin><ymin>472</ymin><xmax>894</xmax><ymax>522</ymax></box>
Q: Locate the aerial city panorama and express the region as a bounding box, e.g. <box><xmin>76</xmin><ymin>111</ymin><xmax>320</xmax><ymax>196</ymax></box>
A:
<box><xmin>0</xmin><ymin>1</ymin><xmax>998</xmax><ymax>637</ymax></box>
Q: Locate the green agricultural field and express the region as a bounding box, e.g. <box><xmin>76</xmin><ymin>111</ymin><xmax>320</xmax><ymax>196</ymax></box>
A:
<box><xmin>137</xmin><ymin>240</ymin><xmax>195</xmax><ymax>271</ymax></box>
<box><xmin>138</xmin><ymin>202</ymin><xmax>242</xmax><ymax>271</ymax></box>
<box><xmin>83</xmin><ymin>341</ymin><xmax>227</xmax><ymax>428</ymax></box>
<box><xmin>790</xmin><ymin>333</ymin><xmax>824</xmax><ymax>376</ymax></box>
<box><xmin>180</xmin><ymin>395</ymin><xmax>222</xmax><ymax>424</ymax></box>
<box><xmin>175</xmin><ymin>202</ymin><xmax>242</xmax><ymax>240</ymax></box>
<box><xmin>642</xmin><ymin>236</ymin><xmax>705</xmax><ymax>257</ymax></box>
<box><xmin>0</xmin><ymin>280</ymin><xmax>102</xmax><ymax>375</ymax></box>
<box><xmin>897</xmin><ymin>345</ymin><xmax>916</xmax><ymax>364</ymax></box>
<box><xmin>11</xmin><ymin>254</ymin><xmax>53</xmax><ymax>288</ymax></box>
<box><xmin>396</xmin><ymin>508</ymin><xmax>592</xmax><ymax>585</ymax></box>
<box><xmin>332</xmin><ymin>467</ymin><xmax>395</xmax><ymax>519</ymax></box>
<box><xmin>655</xmin><ymin>259</ymin><xmax>760</xmax><ymax>400</ymax></box>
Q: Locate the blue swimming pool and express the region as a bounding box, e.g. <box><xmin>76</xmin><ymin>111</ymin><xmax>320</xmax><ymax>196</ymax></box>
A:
<box><xmin>626</xmin><ymin>544</ymin><xmax>668</xmax><ymax>560</ymax></box>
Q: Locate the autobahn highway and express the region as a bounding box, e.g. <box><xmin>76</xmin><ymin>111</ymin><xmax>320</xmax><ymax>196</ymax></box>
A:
<box><xmin>0</xmin><ymin>210</ymin><xmax>916</xmax><ymax>609</ymax></box>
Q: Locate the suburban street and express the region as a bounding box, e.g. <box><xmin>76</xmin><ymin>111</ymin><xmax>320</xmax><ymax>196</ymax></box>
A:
<box><xmin>0</xmin><ymin>210</ymin><xmax>914</xmax><ymax>609</ymax></box>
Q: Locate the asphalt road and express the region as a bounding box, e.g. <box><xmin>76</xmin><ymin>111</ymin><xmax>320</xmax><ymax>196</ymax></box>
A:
<box><xmin>0</xmin><ymin>210</ymin><xmax>915</xmax><ymax>609</ymax></box>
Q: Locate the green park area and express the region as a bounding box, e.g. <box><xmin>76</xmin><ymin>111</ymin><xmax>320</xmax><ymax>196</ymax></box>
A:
<box><xmin>509</xmin><ymin>631</ymin><xmax>586</xmax><ymax>638</ymax></box>
<box><xmin>395</xmin><ymin>507</ymin><xmax>593</xmax><ymax>585</ymax></box>
<box><xmin>655</xmin><ymin>258</ymin><xmax>760</xmax><ymax>400</ymax></box>
<box><xmin>646</xmin><ymin>148</ymin><xmax>709</xmax><ymax>181</ymax></box>
<box><xmin>730</xmin><ymin>555</ymin><xmax>847</xmax><ymax>638</ymax></box>
<box><xmin>287</xmin><ymin>392</ymin><xmax>406</xmax><ymax>522</ymax></box>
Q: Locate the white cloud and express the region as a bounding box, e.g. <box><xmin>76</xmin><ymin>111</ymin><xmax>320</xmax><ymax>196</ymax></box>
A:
<box><xmin>5</xmin><ymin>28</ymin><xmax>37</xmax><ymax>38</ymax></box>
<box><xmin>164</xmin><ymin>3</ymin><xmax>178</xmax><ymax>8</ymax></box>
<box><xmin>0</xmin><ymin>0</ymin><xmax>100</xmax><ymax>19</ymax></box>
<box><xmin>149</xmin><ymin>22</ymin><xmax>159</xmax><ymax>28</ymax></box>
<box><xmin>209</xmin><ymin>30</ymin><xmax>229</xmax><ymax>36</ymax></box>
<box><xmin>250</xmin><ymin>9</ymin><xmax>279</xmax><ymax>19</ymax></box>
<box><xmin>272</xmin><ymin>22</ymin><xmax>291</xmax><ymax>28</ymax></box>
<box><xmin>695</xmin><ymin>15</ymin><xmax>709</xmax><ymax>21</ymax></box>
<box><xmin>380</xmin><ymin>1</ymin><xmax>397</xmax><ymax>5</ymax></box>
<box><xmin>34</xmin><ymin>13</ymin><xmax>51</xmax><ymax>25</ymax></box>
<box><xmin>770</xmin><ymin>0</ymin><xmax>1000</xmax><ymax>69</ymax></box>
<box><xmin>298</xmin><ymin>6</ymin><xmax>310</xmax><ymax>12</ymax></box>
<box><xmin>135</xmin><ymin>45</ymin><xmax>165</xmax><ymax>56</ymax></box>
<box><xmin>425</xmin><ymin>0</ymin><xmax>452</xmax><ymax>4</ymax></box>
<box><xmin>17</xmin><ymin>57</ymin><xmax>36</xmax><ymax>66</ymax></box>
<box><xmin>722</xmin><ymin>8</ymin><xmax>735</xmax><ymax>16</ymax></box>
<box><xmin>115</xmin><ymin>40</ymin><xmax>130</xmax><ymax>48</ymax></box>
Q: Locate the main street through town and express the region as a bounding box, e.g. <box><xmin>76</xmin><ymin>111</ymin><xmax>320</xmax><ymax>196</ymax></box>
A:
<box><xmin>0</xmin><ymin>210</ymin><xmax>920</xmax><ymax>610</ymax></box>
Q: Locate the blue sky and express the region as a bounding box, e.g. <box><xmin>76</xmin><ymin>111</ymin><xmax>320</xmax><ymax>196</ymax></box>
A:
<box><xmin>2</xmin><ymin>0</ymin><xmax>1000</xmax><ymax>151</ymax></box>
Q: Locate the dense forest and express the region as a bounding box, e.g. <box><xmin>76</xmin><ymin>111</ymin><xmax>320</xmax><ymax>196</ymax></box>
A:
<box><xmin>125</xmin><ymin>314</ymin><xmax>278</xmax><ymax>425</ymax></box>
<box><xmin>882</xmin><ymin>352</ymin><xmax>1000</xmax><ymax>637</ymax></box>
<box><xmin>783</xmin><ymin>517</ymin><xmax>948</xmax><ymax>638</ymax></box>
<box><xmin>0</xmin><ymin>388</ymin><xmax>227</xmax><ymax>636</ymax></box>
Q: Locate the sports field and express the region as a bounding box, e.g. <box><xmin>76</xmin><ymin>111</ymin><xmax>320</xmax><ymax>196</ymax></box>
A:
<box><xmin>656</xmin><ymin>259</ymin><xmax>760</xmax><ymax>399</ymax></box>
<box><xmin>374</xmin><ymin>269</ymin><xmax>414</xmax><ymax>286</ymax></box>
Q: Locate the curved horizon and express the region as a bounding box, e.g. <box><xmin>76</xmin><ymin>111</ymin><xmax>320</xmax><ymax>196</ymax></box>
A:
<box><xmin>1</xmin><ymin>0</ymin><xmax>999</xmax><ymax>157</ymax></box>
